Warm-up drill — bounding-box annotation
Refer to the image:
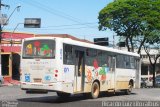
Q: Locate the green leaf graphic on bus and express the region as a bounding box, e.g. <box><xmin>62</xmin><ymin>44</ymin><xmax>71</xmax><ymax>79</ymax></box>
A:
<box><xmin>99</xmin><ymin>67</ymin><xmax>107</xmax><ymax>80</ymax></box>
<box><xmin>40</xmin><ymin>44</ymin><xmax>51</xmax><ymax>56</ymax></box>
<box><xmin>99</xmin><ymin>67</ymin><xmax>106</xmax><ymax>75</ymax></box>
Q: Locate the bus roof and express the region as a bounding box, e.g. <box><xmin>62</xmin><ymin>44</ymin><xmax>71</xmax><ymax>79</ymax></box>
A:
<box><xmin>63</xmin><ymin>38</ymin><xmax>139</xmax><ymax>57</ymax></box>
<box><xmin>23</xmin><ymin>37</ymin><xmax>140</xmax><ymax>57</ymax></box>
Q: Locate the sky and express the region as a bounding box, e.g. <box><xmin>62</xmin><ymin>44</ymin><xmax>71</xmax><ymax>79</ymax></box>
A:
<box><xmin>2</xmin><ymin>0</ymin><xmax>115</xmax><ymax>42</ymax></box>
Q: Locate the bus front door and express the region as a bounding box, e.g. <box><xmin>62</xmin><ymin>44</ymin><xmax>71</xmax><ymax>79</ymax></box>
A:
<box><xmin>74</xmin><ymin>50</ymin><xmax>85</xmax><ymax>92</ymax></box>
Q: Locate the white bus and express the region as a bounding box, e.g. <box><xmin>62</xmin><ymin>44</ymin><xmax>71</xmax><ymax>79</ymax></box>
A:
<box><xmin>20</xmin><ymin>37</ymin><xmax>140</xmax><ymax>99</ymax></box>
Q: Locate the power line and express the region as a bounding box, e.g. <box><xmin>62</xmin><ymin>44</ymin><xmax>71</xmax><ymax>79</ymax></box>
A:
<box><xmin>5</xmin><ymin>22</ymin><xmax>98</xmax><ymax>30</ymax></box>
<box><xmin>5</xmin><ymin>25</ymin><xmax>98</xmax><ymax>31</ymax></box>
<box><xmin>41</xmin><ymin>22</ymin><xmax>98</xmax><ymax>28</ymax></box>
<box><xmin>18</xmin><ymin>0</ymin><xmax>82</xmax><ymax>23</ymax></box>
<box><xmin>31</xmin><ymin>0</ymin><xmax>82</xmax><ymax>22</ymax></box>
<box><xmin>17</xmin><ymin>0</ymin><xmax>97</xmax><ymax>29</ymax></box>
<box><xmin>36</xmin><ymin>26</ymin><xmax>98</xmax><ymax>30</ymax></box>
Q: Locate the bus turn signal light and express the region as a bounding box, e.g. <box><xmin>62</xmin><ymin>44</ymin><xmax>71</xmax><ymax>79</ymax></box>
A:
<box><xmin>55</xmin><ymin>70</ymin><xmax>58</xmax><ymax>73</ymax></box>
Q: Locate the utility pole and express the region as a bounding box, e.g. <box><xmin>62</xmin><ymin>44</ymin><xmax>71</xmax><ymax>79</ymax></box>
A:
<box><xmin>0</xmin><ymin>0</ymin><xmax>9</xmax><ymax>76</ymax></box>
<box><xmin>113</xmin><ymin>32</ymin><xmax>115</xmax><ymax>48</ymax></box>
<box><xmin>0</xmin><ymin>0</ymin><xmax>2</xmax><ymax>76</ymax></box>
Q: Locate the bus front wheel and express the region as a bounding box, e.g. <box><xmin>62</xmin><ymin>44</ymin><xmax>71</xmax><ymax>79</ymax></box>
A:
<box><xmin>91</xmin><ymin>82</ymin><xmax>100</xmax><ymax>99</ymax></box>
<box><xmin>56</xmin><ymin>92</ymin><xmax>71</xmax><ymax>97</ymax></box>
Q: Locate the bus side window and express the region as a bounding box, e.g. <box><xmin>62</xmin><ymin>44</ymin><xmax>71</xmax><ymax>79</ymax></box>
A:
<box><xmin>130</xmin><ymin>56</ymin><xmax>135</xmax><ymax>69</ymax></box>
<box><xmin>116</xmin><ymin>55</ymin><xmax>124</xmax><ymax>68</ymax></box>
<box><xmin>63</xmin><ymin>44</ymin><xmax>74</xmax><ymax>65</ymax></box>
<box><xmin>86</xmin><ymin>48</ymin><xmax>97</xmax><ymax>66</ymax></box>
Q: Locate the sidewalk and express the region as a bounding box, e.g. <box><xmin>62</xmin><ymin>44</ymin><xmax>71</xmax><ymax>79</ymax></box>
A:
<box><xmin>3</xmin><ymin>77</ymin><xmax>20</xmax><ymax>86</ymax></box>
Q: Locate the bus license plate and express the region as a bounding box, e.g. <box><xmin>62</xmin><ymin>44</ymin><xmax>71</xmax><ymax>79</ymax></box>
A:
<box><xmin>34</xmin><ymin>78</ymin><xmax>42</xmax><ymax>83</ymax></box>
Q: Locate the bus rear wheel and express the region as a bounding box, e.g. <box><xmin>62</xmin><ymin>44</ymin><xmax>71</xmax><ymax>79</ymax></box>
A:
<box><xmin>125</xmin><ymin>82</ymin><xmax>133</xmax><ymax>95</ymax></box>
<box><xmin>91</xmin><ymin>82</ymin><xmax>100</xmax><ymax>99</ymax></box>
<box><xmin>56</xmin><ymin>92</ymin><xmax>71</xmax><ymax>97</ymax></box>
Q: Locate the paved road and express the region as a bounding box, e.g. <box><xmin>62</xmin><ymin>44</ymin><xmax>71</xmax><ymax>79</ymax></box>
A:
<box><xmin>0</xmin><ymin>86</ymin><xmax>160</xmax><ymax>107</ymax></box>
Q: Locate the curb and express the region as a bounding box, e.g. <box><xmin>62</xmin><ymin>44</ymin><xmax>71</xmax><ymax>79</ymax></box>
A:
<box><xmin>2</xmin><ymin>81</ymin><xmax>21</xmax><ymax>87</ymax></box>
<box><xmin>2</xmin><ymin>83</ymin><xmax>21</xmax><ymax>87</ymax></box>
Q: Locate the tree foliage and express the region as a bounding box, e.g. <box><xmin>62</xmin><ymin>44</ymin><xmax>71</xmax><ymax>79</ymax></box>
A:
<box><xmin>98</xmin><ymin>0</ymin><xmax>160</xmax><ymax>53</ymax></box>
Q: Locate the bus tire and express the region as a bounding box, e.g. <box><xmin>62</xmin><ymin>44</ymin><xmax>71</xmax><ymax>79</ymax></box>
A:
<box><xmin>91</xmin><ymin>82</ymin><xmax>100</xmax><ymax>99</ymax></box>
<box><xmin>56</xmin><ymin>92</ymin><xmax>71</xmax><ymax>97</ymax></box>
<box><xmin>125</xmin><ymin>82</ymin><xmax>133</xmax><ymax>95</ymax></box>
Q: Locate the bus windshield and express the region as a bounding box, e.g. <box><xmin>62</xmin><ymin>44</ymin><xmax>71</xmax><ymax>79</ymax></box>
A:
<box><xmin>22</xmin><ymin>39</ymin><xmax>55</xmax><ymax>59</ymax></box>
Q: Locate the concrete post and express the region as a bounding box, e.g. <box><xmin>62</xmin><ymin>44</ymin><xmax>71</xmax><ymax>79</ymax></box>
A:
<box><xmin>135</xmin><ymin>59</ymin><xmax>141</xmax><ymax>88</ymax></box>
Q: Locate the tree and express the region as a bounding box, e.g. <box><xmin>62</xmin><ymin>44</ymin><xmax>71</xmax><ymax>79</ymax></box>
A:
<box><xmin>143</xmin><ymin>43</ymin><xmax>160</xmax><ymax>87</ymax></box>
<box><xmin>131</xmin><ymin>29</ymin><xmax>160</xmax><ymax>87</ymax></box>
<box><xmin>142</xmin><ymin>31</ymin><xmax>160</xmax><ymax>87</ymax></box>
<box><xmin>98</xmin><ymin>0</ymin><xmax>160</xmax><ymax>54</ymax></box>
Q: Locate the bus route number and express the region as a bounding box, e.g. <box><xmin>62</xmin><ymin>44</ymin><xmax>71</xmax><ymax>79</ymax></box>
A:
<box><xmin>64</xmin><ymin>67</ymin><xmax>69</xmax><ymax>73</ymax></box>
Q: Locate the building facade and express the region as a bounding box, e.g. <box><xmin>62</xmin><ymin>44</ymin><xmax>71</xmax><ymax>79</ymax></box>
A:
<box><xmin>140</xmin><ymin>49</ymin><xmax>160</xmax><ymax>80</ymax></box>
<box><xmin>1</xmin><ymin>31</ymin><xmax>34</xmax><ymax>80</ymax></box>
